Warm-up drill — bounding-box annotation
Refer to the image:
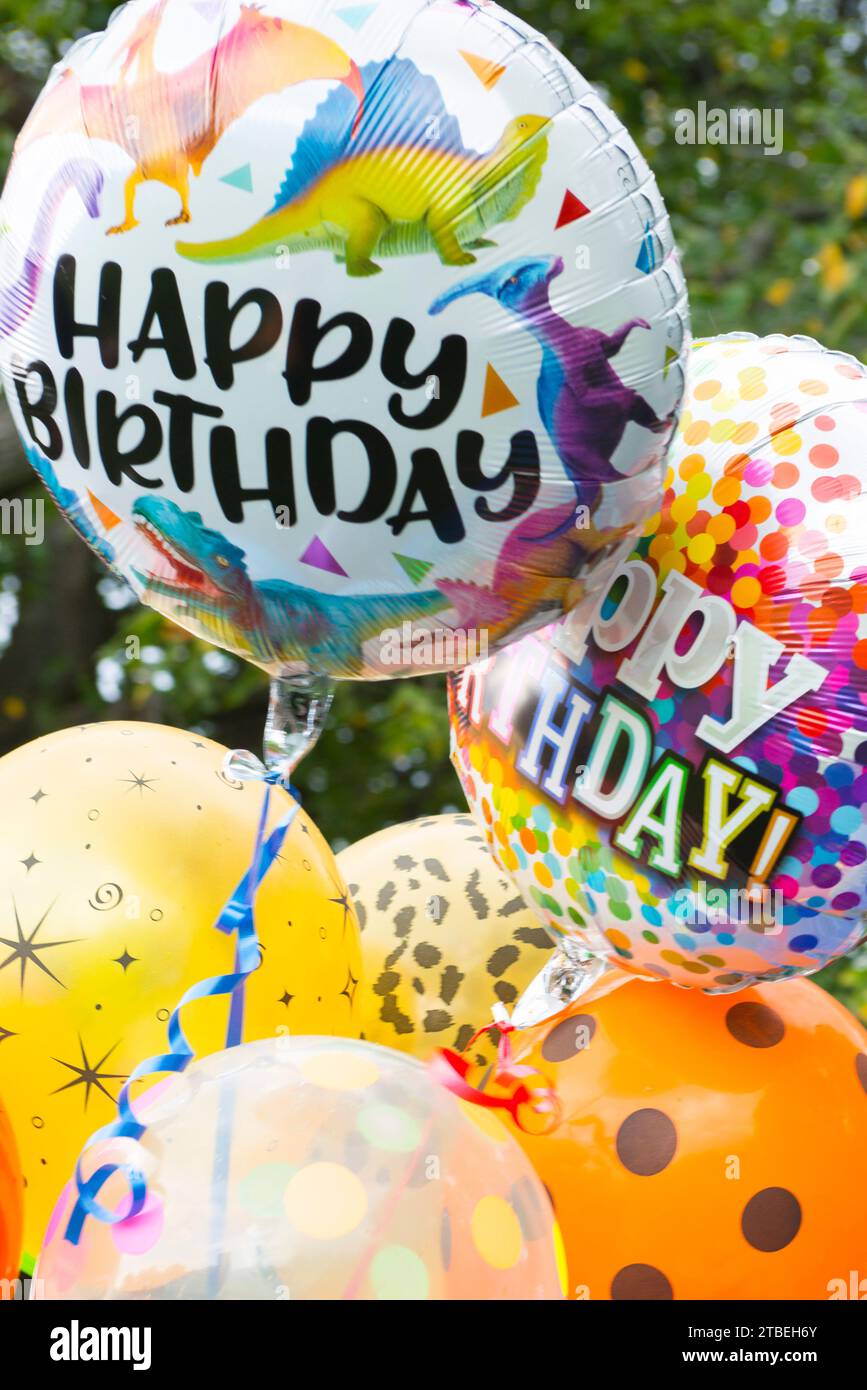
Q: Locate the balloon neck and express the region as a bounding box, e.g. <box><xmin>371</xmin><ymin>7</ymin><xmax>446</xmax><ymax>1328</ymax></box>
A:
<box><xmin>511</xmin><ymin>941</ymin><xmax>628</xmax><ymax>1028</ymax></box>
<box><xmin>263</xmin><ymin>672</ymin><xmax>335</xmax><ymax>785</ymax></box>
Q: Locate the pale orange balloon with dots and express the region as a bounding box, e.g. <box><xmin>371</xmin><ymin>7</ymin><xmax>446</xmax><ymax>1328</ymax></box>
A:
<box><xmin>33</xmin><ymin>1038</ymin><xmax>567</xmax><ymax>1302</ymax></box>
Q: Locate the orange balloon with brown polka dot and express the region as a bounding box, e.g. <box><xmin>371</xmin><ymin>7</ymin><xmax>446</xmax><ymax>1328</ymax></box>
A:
<box><xmin>499</xmin><ymin>974</ymin><xmax>867</xmax><ymax>1299</ymax></box>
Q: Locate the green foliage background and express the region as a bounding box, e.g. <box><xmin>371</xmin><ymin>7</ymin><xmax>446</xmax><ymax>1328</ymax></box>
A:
<box><xmin>0</xmin><ymin>0</ymin><xmax>865</xmax><ymax>1015</ymax></box>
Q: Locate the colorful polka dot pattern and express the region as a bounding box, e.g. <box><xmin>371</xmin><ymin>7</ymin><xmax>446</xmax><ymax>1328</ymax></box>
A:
<box><xmin>34</xmin><ymin>1037</ymin><xmax>565</xmax><ymax>1301</ymax></box>
<box><xmin>450</xmin><ymin>334</ymin><xmax>867</xmax><ymax>992</ymax></box>
<box><xmin>501</xmin><ymin>975</ymin><xmax>867</xmax><ymax>1299</ymax></box>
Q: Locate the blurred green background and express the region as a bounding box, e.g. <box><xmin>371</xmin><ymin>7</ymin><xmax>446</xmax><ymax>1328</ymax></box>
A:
<box><xmin>0</xmin><ymin>0</ymin><xmax>865</xmax><ymax>1014</ymax></box>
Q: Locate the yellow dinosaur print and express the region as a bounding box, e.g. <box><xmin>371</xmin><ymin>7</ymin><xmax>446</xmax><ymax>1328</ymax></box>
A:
<box><xmin>177</xmin><ymin>112</ymin><xmax>550</xmax><ymax>275</ymax></box>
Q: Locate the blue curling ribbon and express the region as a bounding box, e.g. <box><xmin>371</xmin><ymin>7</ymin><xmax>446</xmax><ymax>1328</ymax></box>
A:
<box><xmin>63</xmin><ymin>752</ymin><xmax>300</xmax><ymax>1245</ymax></box>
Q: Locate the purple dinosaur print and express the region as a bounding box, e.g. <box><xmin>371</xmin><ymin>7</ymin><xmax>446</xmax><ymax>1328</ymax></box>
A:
<box><xmin>430</xmin><ymin>254</ymin><xmax>672</xmax><ymax>539</ymax></box>
<box><xmin>437</xmin><ymin>498</ymin><xmax>586</xmax><ymax>641</ymax></box>
<box><xmin>0</xmin><ymin>159</ymin><xmax>104</xmax><ymax>339</ymax></box>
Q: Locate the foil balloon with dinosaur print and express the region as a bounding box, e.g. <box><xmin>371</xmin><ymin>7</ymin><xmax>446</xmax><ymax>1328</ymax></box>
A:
<box><xmin>0</xmin><ymin>0</ymin><xmax>686</xmax><ymax>688</ymax></box>
<box><xmin>450</xmin><ymin>334</ymin><xmax>867</xmax><ymax>994</ymax></box>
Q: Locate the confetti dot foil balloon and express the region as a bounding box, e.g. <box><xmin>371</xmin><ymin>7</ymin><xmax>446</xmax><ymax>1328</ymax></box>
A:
<box><xmin>0</xmin><ymin>0</ymin><xmax>687</xmax><ymax>680</ymax></box>
<box><xmin>450</xmin><ymin>333</ymin><xmax>867</xmax><ymax>991</ymax></box>
<box><xmin>497</xmin><ymin>974</ymin><xmax>867</xmax><ymax>1300</ymax></box>
<box><xmin>0</xmin><ymin>722</ymin><xmax>361</xmax><ymax>1261</ymax></box>
<box><xmin>0</xmin><ymin>1095</ymin><xmax>23</xmax><ymax>1285</ymax></box>
<box><xmin>338</xmin><ymin>813</ymin><xmax>552</xmax><ymax>1059</ymax></box>
<box><xmin>34</xmin><ymin>1036</ymin><xmax>566</xmax><ymax>1300</ymax></box>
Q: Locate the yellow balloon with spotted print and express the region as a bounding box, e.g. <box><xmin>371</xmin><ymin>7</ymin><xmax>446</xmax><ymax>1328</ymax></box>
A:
<box><xmin>0</xmin><ymin>722</ymin><xmax>361</xmax><ymax>1265</ymax></box>
<box><xmin>337</xmin><ymin>814</ymin><xmax>552</xmax><ymax>1061</ymax></box>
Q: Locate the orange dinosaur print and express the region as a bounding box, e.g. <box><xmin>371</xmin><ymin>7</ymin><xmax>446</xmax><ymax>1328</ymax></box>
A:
<box><xmin>14</xmin><ymin>0</ymin><xmax>364</xmax><ymax>235</ymax></box>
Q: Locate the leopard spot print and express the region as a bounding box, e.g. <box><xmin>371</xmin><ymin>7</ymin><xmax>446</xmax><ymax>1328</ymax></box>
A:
<box><xmin>376</xmin><ymin>880</ymin><xmax>397</xmax><ymax>912</ymax></box>
<box><xmin>423</xmin><ymin>1008</ymin><xmax>453</xmax><ymax>1033</ymax></box>
<box><xmin>487</xmin><ymin>944</ymin><xmax>520</xmax><ymax>977</ymax></box>
<box><xmin>338</xmin><ymin>815</ymin><xmax>553</xmax><ymax>1058</ymax></box>
<box><xmin>373</xmin><ymin>969</ymin><xmax>401</xmax><ymax>996</ymax></box>
<box><xmin>394</xmin><ymin>905</ymin><xmax>415</xmax><ymax>936</ymax></box>
<box><xmin>464</xmin><ymin>868</ymin><xmax>490</xmax><ymax>920</ymax></box>
<box><xmin>380</xmin><ymin>993</ymin><xmax>413</xmax><ymax>1035</ymax></box>
<box><xmin>423</xmin><ymin>858</ymin><xmax>450</xmax><ymax>882</ymax></box>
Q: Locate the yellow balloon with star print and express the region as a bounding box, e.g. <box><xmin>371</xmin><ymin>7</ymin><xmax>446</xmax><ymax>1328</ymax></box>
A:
<box><xmin>0</xmin><ymin>721</ymin><xmax>361</xmax><ymax>1264</ymax></box>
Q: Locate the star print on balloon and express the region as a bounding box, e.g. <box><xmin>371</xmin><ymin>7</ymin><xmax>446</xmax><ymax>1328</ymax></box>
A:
<box><xmin>51</xmin><ymin>1037</ymin><xmax>126</xmax><ymax>1111</ymax></box>
<box><xmin>118</xmin><ymin>772</ymin><xmax>158</xmax><ymax>796</ymax></box>
<box><xmin>0</xmin><ymin>720</ymin><xmax>363</xmax><ymax>1262</ymax></box>
<box><xmin>329</xmin><ymin>889</ymin><xmax>355</xmax><ymax>937</ymax></box>
<box><xmin>0</xmin><ymin>902</ymin><xmax>78</xmax><ymax>991</ymax></box>
<box><xmin>339</xmin><ymin>966</ymin><xmax>360</xmax><ymax>1010</ymax></box>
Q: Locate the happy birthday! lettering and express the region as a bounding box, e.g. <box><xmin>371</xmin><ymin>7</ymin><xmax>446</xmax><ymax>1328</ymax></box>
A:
<box><xmin>455</xmin><ymin>557</ymin><xmax>829</xmax><ymax>885</ymax></box>
<box><xmin>11</xmin><ymin>257</ymin><xmax>541</xmax><ymax>537</ymax></box>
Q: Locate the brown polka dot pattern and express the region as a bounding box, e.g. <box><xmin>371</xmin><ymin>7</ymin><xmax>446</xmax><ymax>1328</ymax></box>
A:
<box><xmin>741</xmin><ymin>1187</ymin><xmax>802</xmax><ymax>1252</ymax></box>
<box><xmin>508</xmin><ymin>976</ymin><xmax>867</xmax><ymax>1299</ymax></box>
<box><xmin>726</xmin><ymin>1002</ymin><xmax>785</xmax><ymax>1049</ymax></box>
<box><xmin>542</xmin><ymin>1014</ymin><xmax>596</xmax><ymax>1063</ymax></box>
<box><xmin>616</xmin><ymin>1108</ymin><xmax>677</xmax><ymax>1176</ymax></box>
<box><xmin>611</xmin><ymin>1264</ymin><xmax>673</xmax><ymax>1300</ymax></box>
